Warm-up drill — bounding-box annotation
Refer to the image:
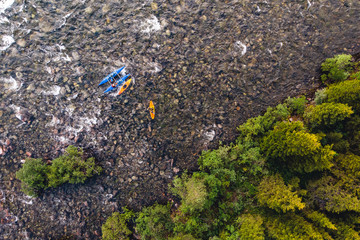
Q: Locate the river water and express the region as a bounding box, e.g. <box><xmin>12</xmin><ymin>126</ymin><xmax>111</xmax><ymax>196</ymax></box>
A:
<box><xmin>0</xmin><ymin>0</ymin><xmax>359</xmax><ymax>238</ymax></box>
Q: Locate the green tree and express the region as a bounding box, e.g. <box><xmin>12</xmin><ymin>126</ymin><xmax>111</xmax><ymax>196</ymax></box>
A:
<box><xmin>102</xmin><ymin>208</ymin><xmax>134</xmax><ymax>240</ymax></box>
<box><xmin>237</xmin><ymin>104</ymin><xmax>290</xmax><ymax>140</ymax></box>
<box><xmin>169</xmin><ymin>233</ymin><xmax>198</xmax><ymax>240</ymax></box>
<box><xmin>171</xmin><ymin>174</ymin><xmax>208</xmax><ymax>213</ymax></box>
<box><xmin>256</xmin><ymin>174</ymin><xmax>305</xmax><ymax>213</ymax></box>
<box><xmin>16</xmin><ymin>158</ymin><xmax>48</xmax><ymax>197</ymax></box>
<box><xmin>303</xmin><ymin>103</ymin><xmax>353</xmax><ymax>129</ymax></box>
<box><xmin>285</xmin><ymin>96</ymin><xmax>308</xmax><ymax>115</ymax></box>
<box><xmin>261</xmin><ymin>121</ymin><xmax>335</xmax><ymax>173</ymax></box>
<box><xmin>236</xmin><ymin>214</ymin><xmax>265</xmax><ymax>240</ymax></box>
<box><xmin>321</xmin><ymin>54</ymin><xmax>353</xmax><ymax>82</ymax></box>
<box><xmin>314</xmin><ymin>88</ymin><xmax>328</xmax><ymax>105</ymax></box>
<box><xmin>334</xmin><ymin>222</ymin><xmax>360</xmax><ymax>240</ymax></box>
<box><xmin>303</xmin><ymin>210</ymin><xmax>337</xmax><ymax>230</ymax></box>
<box><xmin>265</xmin><ymin>213</ymin><xmax>325</xmax><ymax>240</ymax></box>
<box><xmin>47</xmin><ymin>145</ymin><xmax>102</xmax><ymax>188</ymax></box>
<box><xmin>135</xmin><ymin>203</ymin><xmax>174</xmax><ymax>240</ymax></box>
<box><xmin>325</xmin><ymin>79</ymin><xmax>360</xmax><ymax>112</ymax></box>
<box><xmin>307</xmin><ymin>176</ymin><xmax>360</xmax><ymax>213</ymax></box>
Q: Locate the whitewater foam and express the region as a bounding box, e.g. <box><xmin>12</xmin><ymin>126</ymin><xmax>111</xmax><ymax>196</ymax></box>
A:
<box><xmin>0</xmin><ymin>35</ymin><xmax>14</xmax><ymax>51</ymax></box>
<box><xmin>0</xmin><ymin>0</ymin><xmax>14</xmax><ymax>14</ymax></box>
<box><xmin>234</xmin><ymin>41</ymin><xmax>247</xmax><ymax>57</ymax></box>
<box><xmin>0</xmin><ymin>76</ymin><xmax>22</xmax><ymax>91</ymax></box>
<box><xmin>138</xmin><ymin>15</ymin><xmax>161</xmax><ymax>35</ymax></box>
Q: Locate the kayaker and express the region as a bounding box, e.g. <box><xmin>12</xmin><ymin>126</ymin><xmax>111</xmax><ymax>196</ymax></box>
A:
<box><xmin>109</xmin><ymin>78</ymin><xmax>116</xmax><ymax>88</ymax></box>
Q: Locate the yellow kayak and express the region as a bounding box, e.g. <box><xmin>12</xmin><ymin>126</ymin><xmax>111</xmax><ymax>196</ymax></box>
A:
<box><xmin>149</xmin><ymin>101</ymin><xmax>155</xmax><ymax>119</ymax></box>
<box><xmin>118</xmin><ymin>78</ymin><xmax>132</xmax><ymax>95</ymax></box>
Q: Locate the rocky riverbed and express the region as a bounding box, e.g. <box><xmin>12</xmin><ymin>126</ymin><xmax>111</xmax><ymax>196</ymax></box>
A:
<box><xmin>0</xmin><ymin>0</ymin><xmax>360</xmax><ymax>239</ymax></box>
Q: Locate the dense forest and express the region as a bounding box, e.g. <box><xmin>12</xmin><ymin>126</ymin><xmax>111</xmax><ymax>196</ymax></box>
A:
<box><xmin>17</xmin><ymin>54</ymin><xmax>360</xmax><ymax>239</ymax></box>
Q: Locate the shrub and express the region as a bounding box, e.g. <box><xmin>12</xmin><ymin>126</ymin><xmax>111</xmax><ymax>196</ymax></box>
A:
<box><xmin>16</xmin><ymin>158</ymin><xmax>48</xmax><ymax>197</ymax></box>
<box><xmin>171</xmin><ymin>172</ymin><xmax>223</xmax><ymax>215</ymax></box>
<box><xmin>135</xmin><ymin>203</ymin><xmax>174</xmax><ymax>240</ymax></box>
<box><xmin>314</xmin><ymin>89</ymin><xmax>327</xmax><ymax>105</ymax></box>
<box><xmin>236</xmin><ymin>214</ymin><xmax>265</xmax><ymax>240</ymax></box>
<box><xmin>324</xmin><ymin>132</ymin><xmax>349</xmax><ymax>153</ymax></box>
<box><xmin>285</xmin><ymin>96</ymin><xmax>308</xmax><ymax>115</ymax></box>
<box><xmin>321</xmin><ymin>54</ymin><xmax>353</xmax><ymax>82</ymax></box>
<box><xmin>47</xmin><ymin>145</ymin><xmax>102</xmax><ymax>188</ymax></box>
<box><xmin>265</xmin><ymin>213</ymin><xmax>324</xmax><ymax>240</ymax></box>
<box><xmin>169</xmin><ymin>233</ymin><xmax>198</xmax><ymax>240</ymax></box>
<box><xmin>256</xmin><ymin>174</ymin><xmax>305</xmax><ymax>213</ymax></box>
<box><xmin>102</xmin><ymin>208</ymin><xmax>135</xmax><ymax>240</ymax></box>
<box><xmin>171</xmin><ymin>174</ymin><xmax>208</xmax><ymax>213</ymax></box>
<box><xmin>334</xmin><ymin>153</ymin><xmax>360</xmax><ymax>179</ymax></box>
<box><xmin>16</xmin><ymin>145</ymin><xmax>102</xmax><ymax>196</ymax></box>
<box><xmin>237</xmin><ymin>104</ymin><xmax>289</xmax><ymax>140</ymax></box>
<box><xmin>303</xmin><ymin>210</ymin><xmax>337</xmax><ymax>230</ymax></box>
<box><xmin>325</xmin><ymin>79</ymin><xmax>360</xmax><ymax>112</ymax></box>
<box><xmin>351</xmin><ymin>71</ymin><xmax>360</xmax><ymax>80</ymax></box>
<box><xmin>307</xmin><ymin>176</ymin><xmax>360</xmax><ymax>213</ymax></box>
<box><xmin>303</xmin><ymin>102</ymin><xmax>353</xmax><ymax>129</ymax></box>
<box><xmin>261</xmin><ymin>121</ymin><xmax>335</xmax><ymax>173</ymax></box>
<box><xmin>334</xmin><ymin>222</ymin><xmax>360</xmax><ymax>240</ymax></box>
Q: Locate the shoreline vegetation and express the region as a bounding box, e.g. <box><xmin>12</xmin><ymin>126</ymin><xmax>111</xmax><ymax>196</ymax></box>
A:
<box><xmin>100</xmin><ymin>53</ymin><xmax>360</xmax><ymax>239</ymax></box>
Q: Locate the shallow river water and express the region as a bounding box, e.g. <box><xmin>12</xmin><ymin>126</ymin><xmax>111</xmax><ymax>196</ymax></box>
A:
<box><xmin>0</xmin><ymin>0</ymin><xmax>359</xmax><ymax>238</ymax></box>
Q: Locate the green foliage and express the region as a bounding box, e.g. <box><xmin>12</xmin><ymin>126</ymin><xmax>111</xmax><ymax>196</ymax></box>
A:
<box><xmin>135</xmin><ymin>203</ymin><xmax>174</xmax><ymax>240</ymax></box>
<box><xmin>334</xmin><ymin>153</ymin><xmax>360</xmax><ymax>179</ymax></box>
<box><xmin>304</xmin><ymin>103</ymin><xmax>353</xmax><ymax>129</ymax></box>
<box><xmin>261</xmin><ymin>121</ymin><xmax>335</xmax><ymax>173</ymax></box>
<box><xmin>344</xmin><ymin>115</ymin><xmax>360</xmax><ymax>155</ymax></box>
<box><xmin>168</xmin><ymin>233</ymin><xmax>198</xmax><ymax>240</ymax></box>
<box><xmin>237</xmin><ymin>104</ymin><xmax>290</xmax><ymax>140</ymax></box>
<box><xmin>102</xmin><ymin>208</ymin><xmax>135</xmax><ymax>240</ymax></box>
<box><xmin>321</xmin><ymin>54</ymin><xmax>353</xmax><ymax>82</ymax></box>
<box><xmin>47</xmin><ymin>145</ymin><xmax>102</xmax><ymax>188</ymax></box>
<box><xmin>236</xmin><ymin>214</ymin><xmax>265</xmax><ymax>240</ymax></box>
<box><xmin>314</xmin><ymin>88</ymin><xmax>328</xmax><ymax>105</ymax></box>
<box><xmin>171</xmin><ymin>174</ymin><xmax>208</xmax><ymax>213</ymax></box>
<box><xmin>351</xmin><ymin>71</ymin><xmax>360</xmax><ymax>80</ymax></box>
<box><xmin>15</xmin><ymin>158</ymin><xmax>48</xmax><ymax>197</ymax></box>
<box><xmin>257</xmin><ymin>174</ymin><xmax>305</xmax><ymax>213</ymax></box>
<box><xmin>198</xmin><ymin>139</ymin><xmax>267</xmax><ymax>181</ymax></box>
<box><xmin>198</xmin><ymin>145</ymin><xmax>232</xmax><ymax>172</ymax></box>
<box><xmin>323</xmin><ymin>132</ymin><xmax>349</xmax><ymax>153</ymax></box>
<box><xmin>285</xmin><ymin>96</ymin><xmax>308</xmax><ymax>115</ymax></box>
<box><xmin>334</xmin><ymin>222</ymin><xmax>360</xmax><ymax>240</ymax></box>
<box><xmin>265</xmin><ymin>213</ymin><xmax>324</xmax><ymax>240</ymax></box>
<box><xmin>326</xmin><ymin>79</ymin><xmax>360</xmax><ymax>112</ymax></box>
<box><xmin>307</xmin><ymin>176</ymin><xmax>360</xmax><ymax>213</ymax></box>
<box><xmin>172</xmin><ymin>213</ymin><xmax>212</xmax><ymax>239</ymax></box>
<box><xmin>304</xmin><ymin>210</ymin><xmax>337</xmax><ymax>230</ymax></box>
<box><xmin>16</xmin><ymin>145</ymin><xmax>102</xmax><ymax>197</ymax></box>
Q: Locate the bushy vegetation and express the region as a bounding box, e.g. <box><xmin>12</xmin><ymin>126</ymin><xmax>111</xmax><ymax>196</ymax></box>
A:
<box><xmin>47</xmin><ymin>145</ymin><xmax>102</xmax><ymax>188</ymax></box>
<box><xmin>16</xmin><ymin>145</ymin><xmax>102</xmax><ymax>197</ymax></box>
<box><xmin>102</xmin><ymin>54</ymin><xmax>360</xmax><ymax>239</ymax></box>
<box><xmin>303</xmin><ymin>102</ymin><xmax>354</xmax><ymax>129</ymax></box>
<box><xmin>321</xmin><ymin>54</ymin><xmax>353</xmax><ymax>82</ymax></box>
<box><xmin>102</xmin><ymin>208</ymin><xmax>134</xmax><ymax>240</ymax></box>
<box><xmin>325</xmin><ymin>79</ymin><xmax>360</xmax><ymax>112</ymax></box>
<box><xmin>15</xmin><ymin>158</ymin><xmax>48</xmax><ymax>197</ymax></box>
<box><xmin>285</xmin><ymin>96</ymin><xmax>308</xmax><ymax>115</ymax></box>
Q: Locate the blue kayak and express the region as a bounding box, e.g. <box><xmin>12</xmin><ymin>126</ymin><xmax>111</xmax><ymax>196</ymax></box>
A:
<box><xmin>98</xmin><ymin>66</ymin><xmax>125</xmax><ymax>86</ymax></box>
<box><xmin>103</xmin><ymin>74</ymin><xmax>131</xmax><ymax>93</ymax></box>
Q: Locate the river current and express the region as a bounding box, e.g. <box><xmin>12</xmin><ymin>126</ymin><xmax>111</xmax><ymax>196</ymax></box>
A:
<box><xmin>0</xmin><ymin>0</ymin><xmax>359</xmax><ymax>238</ymax></box>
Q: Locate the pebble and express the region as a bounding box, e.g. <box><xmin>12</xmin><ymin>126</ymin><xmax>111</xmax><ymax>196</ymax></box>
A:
<box><xmin>16</xmin><ymin>39</ymin><xmax>26</xmax><ymax>47</ymax></box>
